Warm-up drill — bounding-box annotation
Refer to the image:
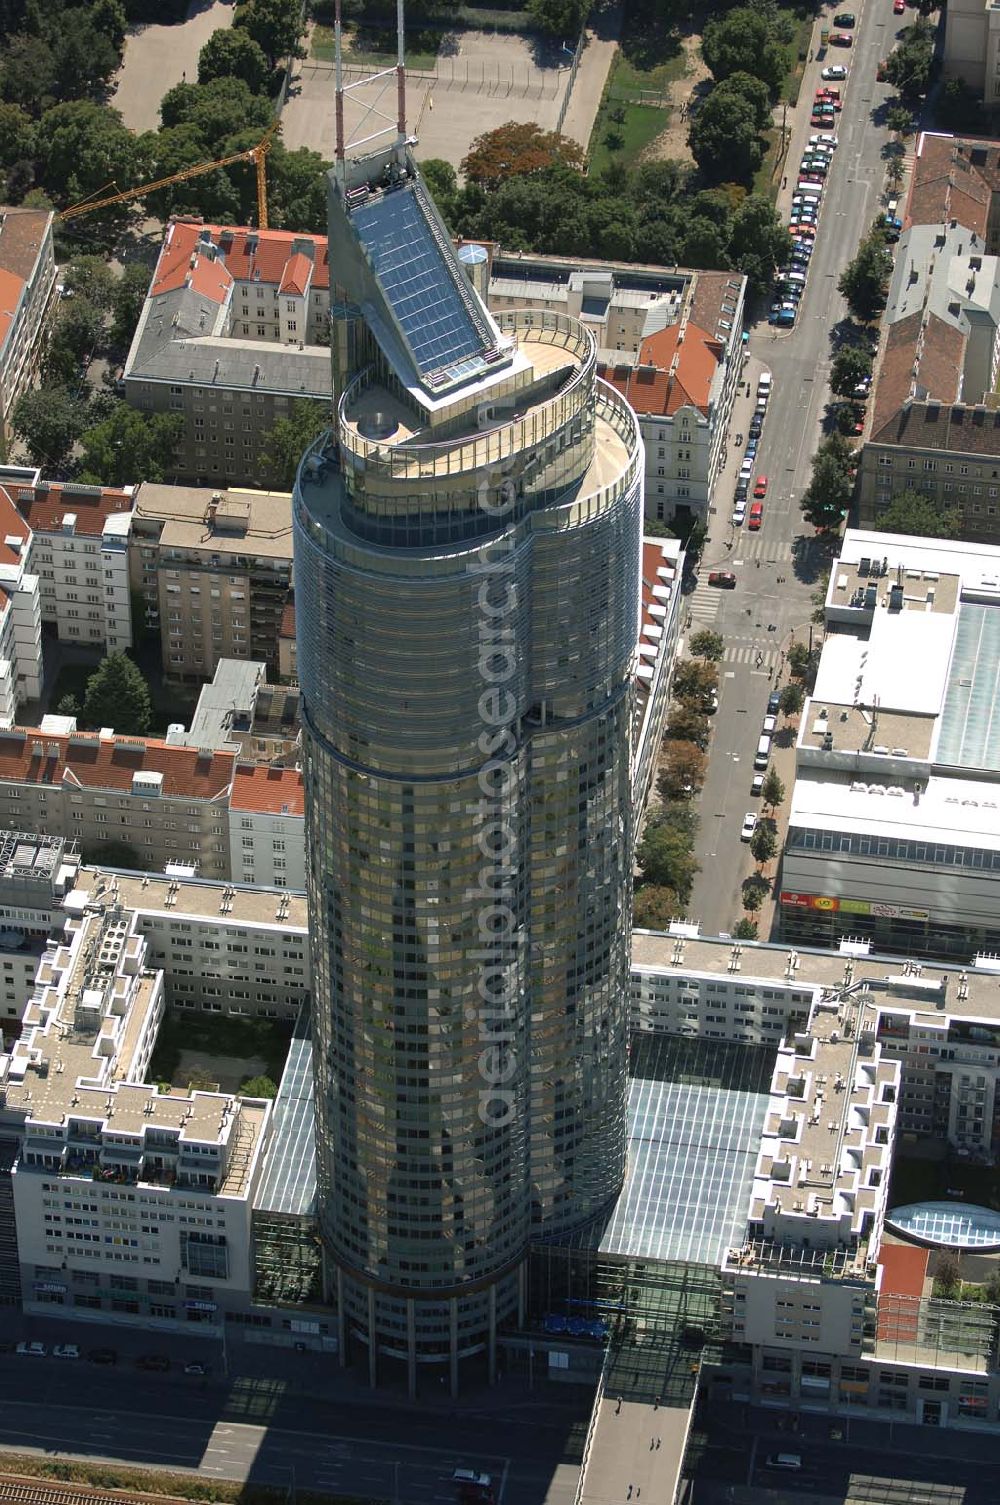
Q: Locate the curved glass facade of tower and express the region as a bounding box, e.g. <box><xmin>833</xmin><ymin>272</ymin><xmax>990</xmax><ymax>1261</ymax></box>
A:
<box><xmin>295</xmin><ymin>148</ymin><xmax>642</xmax><ymax>1375</ymax></box>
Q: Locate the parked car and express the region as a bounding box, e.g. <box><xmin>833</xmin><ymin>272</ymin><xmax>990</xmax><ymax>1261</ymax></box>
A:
<box><xmin>767</xmin><ymin>689</ymin><xmax>782</xmax><ymax>714</ymax></box>
<box><xmin>740</xmin><ymin>812</ymin><xmax>758</xmax><ymax>842</ymax></box>
<box><xmin>749</xmin><ymin>414</ymin><xmax>762</xmax><ymax>438</ymax></box>
<box><xmin>833</xmin><ymin>10</ymin><xmax>856</xmax><ymax>24</ymax></box>
<box><xmin>876</xmin><ymin>58</ymin><xmax>888</xmax><ymax>80</ymax></box>
<box><xmin>184</xmin><ymin>1361</ymin><xmax>209</xmax><ymax>1376</ymax></box>
<box><xmin>751</xmin><ymin>773</ymin><xmax>765</xmax><ymax>797</ymax></box>
<box><xmin>810</xmin><ymin>133</ymin><xmax>838</xmax><ymax>148</ymax></box>
<box><xmin>769</xmin><ymin>308</ymin><xmax>796</xmax><ymax>326</ymax></box>
<box><xmin>137</xmin><ymin>1354</ymin><xmax>170</xmax><ymax>1372</ymax></box>
<box><xmin>16</xmin><ymin>1342</ymin><xmax>46</xmax><ymax>1357</ymax></box>
<box><xmin>708</xmin><ymin>570</ymin><xmax>737</xmax><ymax>588</ymax></box>
<box><xmin>732</xmin><ymin>500</ymin><xmax>747</xmax><ymax>525</ymax></box>
<box><xmin>53</xmin><ymin>1344</ymin><xmax>80</xmax><ymax>1359</ymax></box>
<box><xmin>893</xmin><ymin>0</ymin><xmax>905</xmax><ymax>11</ymax></box>
<box><xmin>830</xmin><ymin>31</ymin><xmax>853</xmax><ymax>45</ymax></box>
<box><xmin>87</xmin><ymin>1348</ymin><xmax>117</xmax><ymax>1365</ymax></box>
<box><xmin>821</xmin><ymin>64</ymin><xmax>848</xmax><ymax>79</ymax></box>
<box><xmin>754</xmin><ymin>475</ymin><xmax>769</xmax><ymax>498</ymax></box>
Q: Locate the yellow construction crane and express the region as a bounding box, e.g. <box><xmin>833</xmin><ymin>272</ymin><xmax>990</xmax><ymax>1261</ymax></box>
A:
<box><xmin>60</xmin><ymin>122</ymin><xmax>279</xmax><ymax>228</ymax></box>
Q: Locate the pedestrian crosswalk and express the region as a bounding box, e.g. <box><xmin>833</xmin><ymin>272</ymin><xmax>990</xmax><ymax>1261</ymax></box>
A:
<box><xmin>731</xmin><ymin>536</ymin><xmax>796</xmax><ymax>564</ymax></box>
<box><xmin>685</xmin><ymin>580</ymin><xmax>722</xmax><ymax>624</ymax></box>
<box><xmin>724</xmin><ymin>644</ymin><xmax>780</xmax><ymax>671</ymax></box>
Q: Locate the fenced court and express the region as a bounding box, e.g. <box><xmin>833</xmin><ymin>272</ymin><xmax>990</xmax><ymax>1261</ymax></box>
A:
<box><xmin>282</xmin><ymin>28</ymin><xmax>580</xmax><ymax>168</ymax></box>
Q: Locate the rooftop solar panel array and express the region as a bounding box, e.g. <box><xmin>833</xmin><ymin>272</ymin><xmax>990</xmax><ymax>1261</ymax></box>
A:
<box><xmin>937</xmin><ymin>602</ymin><xmax>1000</xmax><ymax>769</ymax></box>
<box><xmin>254</xmin><ymin>1016</ymin><xmax>316</xmax><ymax>1217</ymax></box>
<box><xmin>351</xmin><ymin>185</ymin><xmax>491</xmax><ymax>387</ymax></box>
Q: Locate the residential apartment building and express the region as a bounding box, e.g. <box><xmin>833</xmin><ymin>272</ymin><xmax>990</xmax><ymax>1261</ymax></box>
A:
<box><xmin>96</xmin><ymin>867</ymin><xmax>308</xmax><ymax>1021</ymax></box>
<box><xmin>859</xmin><ymin>133</ymin><xmax>1000</xmax><ymax>541</ymax></box>
<box><xmin>0</xmin><ymin>479</ymin><xmax>41</xmax><ymax>724</ymax></box>
<box><xmin>1</xmin><ymin>892</ymin><xmax>272</xmax><ymax>1330</ymax></box>
<box><xmin>943</xmin><ymin>0</ymin><xmax>1000</xmax><ymax>104</ymax></box>
<box><xmin>633</xmin><ymin>537</ymin><xmax>684</xmax><ymax>821</ymax></box>
<box><xmin>1</xmin><ymin>472</ymin><xmax>135</xmax><ymax>653</ymax></box>
<box><xmin>130</xmin><ymin>482</ymin><xmax>293</xmax><ymax>682</ymax></box>
<box><xmin>123</xmin><ymin>221</ymin><xmax>332</xmax><ymax>485</ymax></box>
<box><xmin>778</xmin><ymin>528</ymin><xmax>1000</xmax><ymax>959</ymax></box>
<box><xmin>479</xmin><ymin>247</ymin><xmax>746</xmax><ymax>525</ymax></box>
<box><xmin>0</xmin><ymin>209</ymin><xmax>57</xmax><ymax>446</ymax></box>
<box><xmin>228</xmin><ymin>765</ymin><xmax>304</xmax><ymax>890</ymax></box>
<box><xmin>632</xmin><ymin>928</ymin><xmax>1000</xmax><ymax>1430</ymax></box>
<box><xmin>0</xmin><ymin>832</ymin><xmax>79</xmax><ymax>1021</ymax></box>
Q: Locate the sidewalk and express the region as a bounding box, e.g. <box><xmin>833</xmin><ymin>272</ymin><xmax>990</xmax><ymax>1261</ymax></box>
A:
<box><xmin>559</xmin><ymin>2</ymin><xmax>623</xmax><ymax>148</ymax></box>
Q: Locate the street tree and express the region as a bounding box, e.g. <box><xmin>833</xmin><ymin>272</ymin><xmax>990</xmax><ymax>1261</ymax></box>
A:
<box><xmin>636</xmin><ymin>822</ymin><xmax>700</xmax><ymax>900</ymax></box>
<box><xmin>714</xmin><ymin>70</ymin><xmax>774</xmax><ymax>131</ymax></box>
<box><xmin>78</xmin><ymin>406</ymin><xmax>182</xmax><ymax>486</ymax></box>
<box><xmin>11</xmin><ymin>386</ymin><xmax>88</xmax><ymax>469</ymax></box>
<box><xmin>657</xmin><ymin>740</ymin><xmax>707</xmax><ymax>800</ymax></box>
<box><xmin>62</xmin><ymin>256</ymin><xmax>116</xmax><ymax>312</ymax></box>
<box><xmin>787</xmin><ymin>642</ymin><xmax>817</xmax><ymax>681</ymax></box>
<box><xmin>729</xmin><ymin>193</ymin><xmax>794</xmax><ymax>297</ymax></box>
<box><xmin>159</xmin><ymin>75</ymin><xmax>273</xmax><ymax>151</ymax></box>
<box><xmin>884</xmin><ymin>20</ymin><xmax>935</xmax><ymax>100</ymax></box>
<box><xmin>42</xmin><ymin>297</ymin><xmax>104</xmax><ymax>384</ymax></box>
<box><xmin>259</xmin><ymin>399</ymin><xmax>327</xmax><ymax>489</ymax></box>
<box><xmin>886</xmin><ymin>104</ymin><xmax>914</xmax><ymax>136</ymax></box>
<box><xmin>702</xmin><ymin>7</ymin><xmax>789</xmax><ymax>96</ymax></box>
<box><xmin>198</xmin><ymin>28</ymin><xmax>269</xmax><ymax>93</ymax></box>
<box><xmin>750</xmin><ymin>822</ymin><xmax>778</xmax><ymax>867</ymax></box>
<box><xmin>110</xmin><ymin>264</ymin><xmax>155</xmax><ymax>351</ymax></box>
<box><xmin>462</xmin><ymin>123</ymin><xmax>584</xmax><ymax>190</ymax></box>
<box><xmin>634</xmin><ymin>883</ymin><xmax>684</xmax><ymax>929</ymax></box>
<box><xmin>830</xmin><ymin>345</ymin><xmax>872</xmax><ymax>398</ymax></box>
<box><xmin>838</xmin><ymin>237</ymin><xmax>892</xmax><ymax>323</ymax></box>
<box><xmin>877</xmin><ymin>487</ymin><xmax>963</xmax><ymax>539</ymax></box>
<box><xmin>733</xmin><ymin>917</ymin><xmax>759</xmax><ymax>939</ymax></box>
<box><xmin>234</xmin><ymin>0</ymin><xmax>306</xmax><ymax>71</ymax></box>
<box><xmin>83</xmin><ymin>653</ymin><xmax>152</xmax><ymax>735</ymax></box>
<box><xmin>801</xmin><ymin>448</ymin><xmax>852</xmax><ymax>531</ymax></box>
<box><xmin>688</xmin><ymin>88</ymin><xmax>764</xmax><ymax>185</ymax></box>
<box><xmin>741</xmin><ymin>874</ymin><xmax>768</xmax><ymax>913</ymax></box>
<box><xmin>664</xmin><ymin>703</ymin><xmax>710</xmax><ymax>749</ymax></box>
<box><xmin>671</xmin><ymin>658</ymin><xmax>719</xmax><ymax>705</ymax></box>
<box><xmin>778</xmin><ymin>682</ymin><xmax>805</xmax><ymax>717</ymax></box>
<box><xmin>762</xmin><ymin>768</ymin><xmax>786</xmax><ymax>810</ymax></box>
<box><xmin>689</xmin><ymin>629</ymin><xmax>725</xmax><ymax>662</ymax></box>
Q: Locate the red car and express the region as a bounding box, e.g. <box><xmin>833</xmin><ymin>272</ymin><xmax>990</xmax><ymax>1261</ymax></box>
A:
<box><xmin>830</xmin><ymin>30</ymin><xmax>853</xmax><ymax>44</ymax></box>
<box><xmin>708</xmin><ymin>570</ymin><xmax>737</xmax><ymax>588</ymax></box>
<box><xmin>748</xmin><ymin>502</ymin><xmax>764</xmax><ymax>531</ymax></box>
<box><xmin>754</xmin><ymin>475</ymin><xmax>768</xmax><ymax>498</ymax></box>
<box><xmin>893</xmin><ymin>0</ymin><xmax>904</xmax><ymax>11</ymax></box>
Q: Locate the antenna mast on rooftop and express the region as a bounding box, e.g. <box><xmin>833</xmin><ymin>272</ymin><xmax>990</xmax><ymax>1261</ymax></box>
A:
<box><xmin>334</xmin><ymin>0</ymin><xmax>408</xmax><ymax>178</ymax></box>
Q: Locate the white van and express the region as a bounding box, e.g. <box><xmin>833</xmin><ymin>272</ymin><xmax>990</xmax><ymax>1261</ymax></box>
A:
<box><xmin>754</xmin><ymin>734</ymin><xmax>772</xmax><ymax>770</ymax></box>
<box><xmin>762</xmin><ymin>714</ymin><xmax>777</xmax><ymax>734</ymax></box>
<box><xmin>739</xmin><ymin>460</ymin><xmax>754</xmax><ymax>481</ymax></box>
<box><xmin>757</xmin><ymin>372</ymin><xmax>772</xmax><ymax>394</ymax></box>
<box><xmin>795</xmin><ymin>183</ymin><xmax>822</xmax><ymax>198</ymax></box>
<box><xmin>785</xmin><ymin>271</ymin><xmax>807</xmax><ymax>288</ymax></box>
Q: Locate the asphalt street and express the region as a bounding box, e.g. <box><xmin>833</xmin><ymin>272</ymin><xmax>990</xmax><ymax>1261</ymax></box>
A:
<box><xmin>685</xmin><ymin>0</ymin><xmax>902</xmax><ymax>939</ymax></box>
<box><xmin>0</xmin><ymin>1312</ymin><xmax>591</xmax><ymax>1504</ymax></box>
<box><xmin>0</xmin><ymin>1344</ymin><xmax>589</xmax><ymax>1504</ymax></box>
<box><xmin>685</xmin><ymin>1399</ymin><xmax>998</xmax><ymax>1503</ymax></box>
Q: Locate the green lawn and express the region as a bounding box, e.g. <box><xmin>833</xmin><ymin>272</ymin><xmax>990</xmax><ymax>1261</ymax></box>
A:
<box><xmin>589</xmin><ymin>99</ymin><xmax>670</xmax><ymax>176</ymax></box>
<box><xmin>753</xmin><ymin>126</ymin><xmax>784</xmax><ymax>200</ymax></box>
<box><xmin>780</xmin><ymin>9</ymin><xmax>817</xmax><ymax>105</ymax></box>
<box><xmin>146</xmin><ymin>1012</ymin><xmax>293</xmax><ymax>1094</ymax></box>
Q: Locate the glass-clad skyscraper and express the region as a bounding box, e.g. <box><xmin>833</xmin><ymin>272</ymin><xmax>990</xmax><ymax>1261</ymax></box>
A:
<box><xmin>293</xmin><ymin>127</ymin><xmax>642</xmax><ymax>1387</ymax></box>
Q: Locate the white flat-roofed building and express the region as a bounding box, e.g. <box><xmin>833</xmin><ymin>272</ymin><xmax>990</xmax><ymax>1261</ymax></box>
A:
<box><xmin>780</xmin><ymin>529</ymin><xmax>1000</xmax><ymax>957</ymax></box>
<box><xmin>633</xmin><ymin>537</ymin><xmax>684</xmax><ymax>823</ymax></box>
<box><xmin>1</xmin><ymin>886</ymin><xmax>272</xmax><ymax>1330</ymax></box>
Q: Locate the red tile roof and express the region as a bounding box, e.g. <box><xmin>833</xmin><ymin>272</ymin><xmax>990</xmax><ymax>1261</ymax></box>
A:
<box><xmin>12</xmin><ymin>482</ymin><xmax>133</xmax><ymax>538</ymax></box>
<box><xmin>0</xmin><ymin>484</ymin><xmax>32</xmax><ymax>567</ymax></box>
<box><xmin>279</xmin><ymin>251</ymin><xmax>312</xmax><ymax>296</ymax></box>
<box><xmin>640</xmin><ymin>538</ymin><xmax>677</xmax><ymax>630</ymax></box>
<box><xmin>154</xmin><ymin>220</ymin><xmax>331</xmax><ymax>301</ymax></box>
<box><xmin>230</xmin><ymin>763</ymin><xmax>304</xmax><ymax>816</ymax></box>
<box><xmin>279</xmin><ymin>598</ymin><xmax>296</xmax><ymax>640</ymax></box>
<box><xmin>599</xmin><ymin>321</ymin><xmax>721</xmax><ymax>418</ymax></box>
<box><xmin>0</xmin><ymin>266</ymin><xmax>23</xmax><ymax>351</ymax></box>
<box><xmin>0</xmin><ymin>730</ymin><xmax>234</xmax><ymax>800</ymax></box>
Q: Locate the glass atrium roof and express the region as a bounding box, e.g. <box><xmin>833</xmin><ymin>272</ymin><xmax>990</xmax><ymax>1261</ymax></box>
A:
<box><xmin>886</xmin><ymin>1201</ymin><xmax>1000</xmax><ymax>1250</ymax></box>
<box><xmin>254</xmin><ymin>1013</ymin><xmax>316</xmax><ymax>1218</ymax></box>
<box><xmin>937</xmin><ymin>603</ymin><xmax>1000</xmax><ymax>768</ymax></box>
<box><xmin>599</xmin><ymin>1036</ymin><xmax>773</xmax><ymax>1265</ymax></box>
